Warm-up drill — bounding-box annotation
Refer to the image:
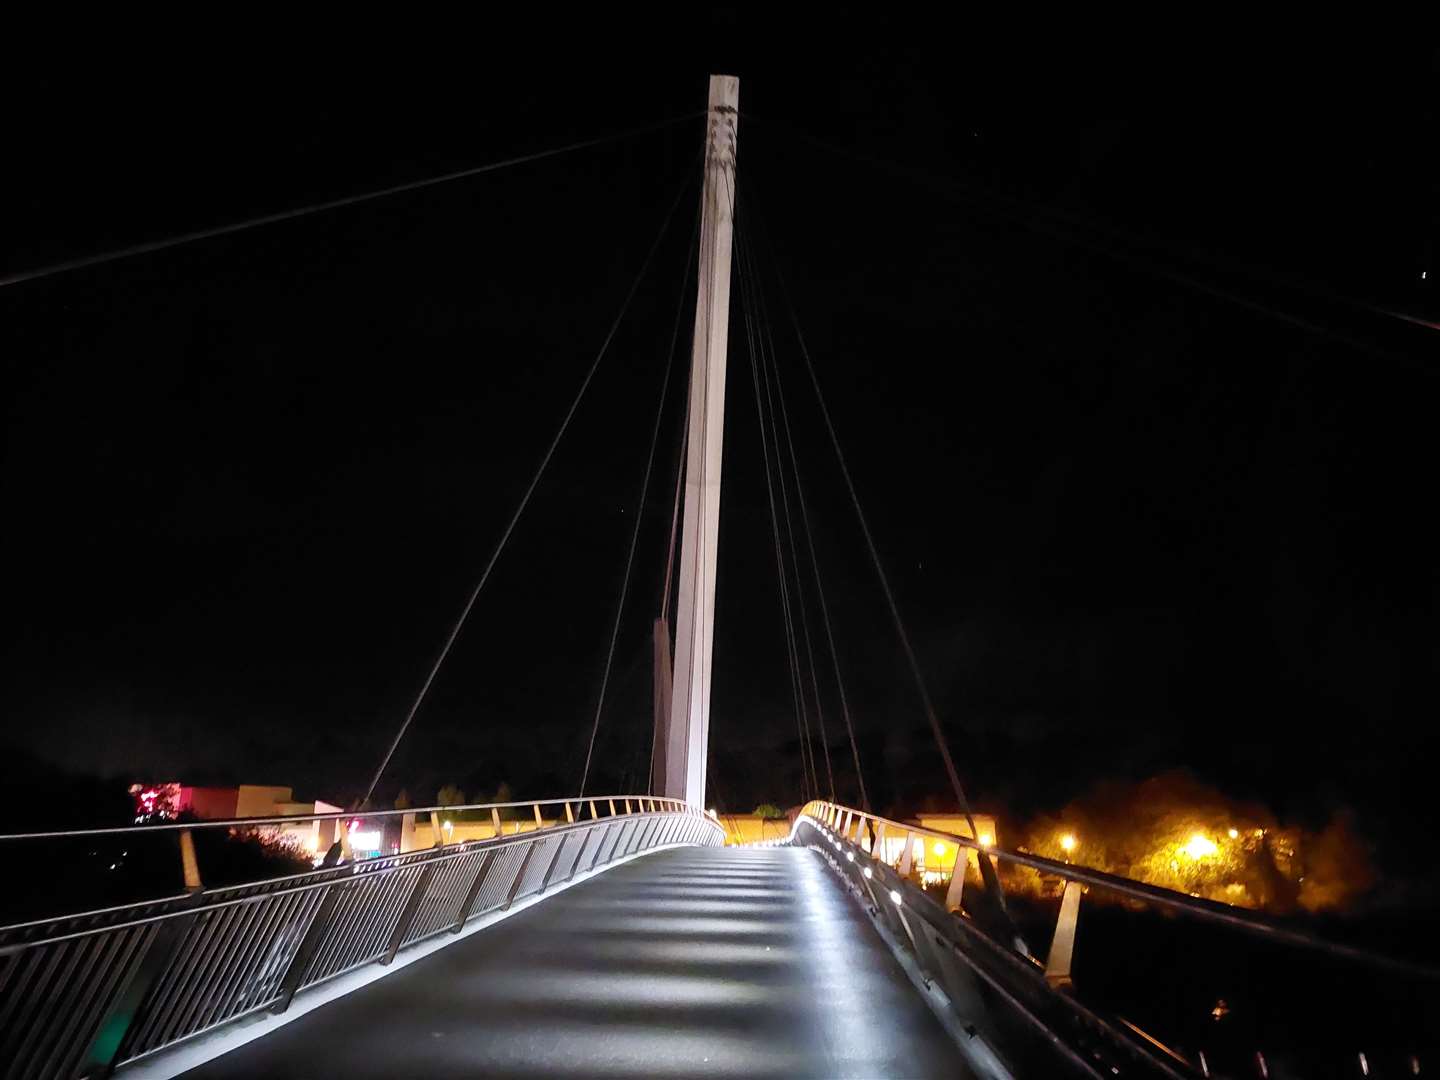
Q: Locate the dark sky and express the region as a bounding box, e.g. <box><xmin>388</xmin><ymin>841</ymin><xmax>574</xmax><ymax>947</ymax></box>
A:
<box><xmin>3</xmin><ymin>23</ymin><xmax>1436</xmax><ymax>859</ymax></box>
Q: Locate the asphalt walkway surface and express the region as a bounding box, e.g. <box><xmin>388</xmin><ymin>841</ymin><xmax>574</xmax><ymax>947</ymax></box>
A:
<box><xmin>184</xmin><ymin>845</ymin><xmax>967</xmax><ymax>1078</ymax></box>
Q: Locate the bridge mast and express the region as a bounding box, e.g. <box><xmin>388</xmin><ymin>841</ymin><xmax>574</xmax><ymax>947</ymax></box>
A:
<box><xmin>659</xmin><ymin>75</ymin><xmax>739</xmax><ymax>808</ymax></box>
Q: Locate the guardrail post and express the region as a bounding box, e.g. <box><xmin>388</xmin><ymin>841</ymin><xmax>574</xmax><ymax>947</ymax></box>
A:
<box><xmin>538</xmin><ymin>833</ymin><xmax>570</xmax><ymax>894</ymax></box>
<box><xmin>430</xmin><ymin>811</ymin><xmax>445</xmax><ymax>847</ymax></box>
<box><xmin>564</xmin><ymin>802</ymin><xmax>575</xmax><ymax>823</ymax></box>
<box><xmin>382</xmin><ymin>863</ymin><xmax>437</xmax><ymax>964</ymax></box>
<box><xmin>608</xmin><ymin>799</ymin><xmax>617</xmax><ymax>816</ymax></box>
<box><xmin>491</xmin><ymin>807</ymin><xmax>502</xmax><ymax>838</ymax></box>
<box><xmin>178</xmin><ymin>828</ymin><xmax>203</xmax><ymax>892</ymax></box>
<box><xmin>533</xmin><ymin>804</ymin><xmax>544</xmax><ymax>829</ymax></box>
<box><xmin>1044</xmin><ymin>879</ymin><xmax>1083</xmax><ymax>987</ymax></box>
<box><xmin>588</xmin><ymin>799</ymin><xmax>598</xmax><ymax>820</ymax></box>
<box><xmin>872</xmin><ymin>821</ymin><xmax>886</xmax><ymax>859</ymax></box>
<box><xmin>501</xmin><ymin>840</ymin><xmax>538</xmax><ymax>911</ymax></box>
<box><xmin>568</xmin><ymin>825</ymin><xmax>596</xmax><ymax>882</ymax></box>
<box><xmin>452</xmin><ymin>850</ymin><xmax>494</xmax><ymax>932</ymax></box>
<box><xmin>80</xmin><ymin>893</ymin><xmax>206</xmax><ymax>1075</ymax></box>
<box><xmin>586</xmin><ymin>821</ymin><xmax>614</xmax><ymax>872</ymax></box>
<box><xmin>272</xmin><ymin>881</ymin><xmax>345</xmax><ymax>1014</ymax></box>
<box><xmin>899</xmin><ymin>831</ymin><xmax>915</xmax><ymax>877</ymax></box>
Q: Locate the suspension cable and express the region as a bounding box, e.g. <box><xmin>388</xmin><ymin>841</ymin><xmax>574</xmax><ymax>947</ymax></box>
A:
<box><xmin>745</xmin><ymin>237</ymin><xmax>836</xmax><ymax>802</ymax></box>
<box><xmin>1</xmin><ymin>113</ymin><xmax>700</xmax><ymax>290</ymax></box>
<box><xmin>360</xmin><ymin>160</ymin><xmax>696</xmax><ymax>809</ymax></box>
<box><xmin>745</xmin><ymin>204</ymin><xmax>983</xmax><ymax>836</ymax></box>
<box><xmin>659</xmin><ymin>414</ymin><xmax>689</xmax><ymax>623</ymax></box>
<box><xmin>648</xmin><ymin>379</ymin><xmax>689</xmax><ymax>797</ymax></box>
<box><xmin>736</xmin><ymin>226</ymin><xmax>818</xmax><ymax>800</ymax></box>
<box><xmin>746</xmin><ymin>177</ymin><xmax>1029</xmax><ymax>940</ymax></box>
<box><xmin>735</xmin><ymin>227</ymin><xmax>810</xmax><ymax>796</ymax></box>
<box><xmin>752</xmin><ymin>257</ymin><xmax>867</xmax><ymax>809</ymax></box>
<box><xmin>738</xmin><ymin>111</ymin><xmax>1439</xmax><ymax>359</ymax></box>
<box><xmin>579</xmin><ymin>213</ymin><xmax>701</xmax><ymax>797</ymax></box>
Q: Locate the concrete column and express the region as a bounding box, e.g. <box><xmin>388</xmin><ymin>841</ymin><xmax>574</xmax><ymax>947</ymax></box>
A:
<box><xmin>664</xmin><ymin>74</ymin><xmax>740</xmax><ymax>808</ymax></box>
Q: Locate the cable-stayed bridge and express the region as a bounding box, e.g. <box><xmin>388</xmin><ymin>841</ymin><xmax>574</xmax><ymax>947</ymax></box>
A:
<box><xmin>1</xmin><ymin>76</ymin><xmax>1434</xmax><ymax>1079</ymax></box>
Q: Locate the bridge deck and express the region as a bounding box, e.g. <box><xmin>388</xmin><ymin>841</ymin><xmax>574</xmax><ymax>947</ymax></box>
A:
<box><xmin>179</xmin><ymin>846</ymin><xmax>967</xmax><ymax>1078</ymax></box>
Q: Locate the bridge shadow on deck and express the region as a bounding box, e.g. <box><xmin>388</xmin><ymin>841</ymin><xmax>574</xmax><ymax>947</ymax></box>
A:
<box><xmin>182</xmin><ymin>847</ymin><xmax>967</xmax><ymax>1079</ymax></box>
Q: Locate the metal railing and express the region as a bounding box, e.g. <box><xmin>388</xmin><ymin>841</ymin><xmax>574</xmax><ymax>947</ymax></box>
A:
<box><xmin>0</xmin><ymin>795</ymin><xmax>721</xmax><ymax>1079</ymax></box>
<box><xmin>793</xmin><ymin>801</ymin><xmax>1438</xmax><ymax>1079</ymax></box>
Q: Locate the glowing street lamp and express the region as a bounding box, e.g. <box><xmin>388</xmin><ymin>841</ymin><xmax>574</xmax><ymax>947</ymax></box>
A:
<box><xmin>1059</xmin><ymin>834</ymin><xmax>1077</xmax><ymax>854</ymax></box>
<box><xmin>1184</xmin><ymin>833</ymin><xmax>1218</xmax><ymax>859</ymax></box>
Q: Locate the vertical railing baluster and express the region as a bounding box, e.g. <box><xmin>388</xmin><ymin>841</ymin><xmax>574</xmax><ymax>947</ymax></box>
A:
<box><xmin>381</xmin><ymin>864</ymin><xmax>437</xmax><ymax>965</ymax></box>
<box><xmin>501</xmin><ymin>840</ymin><xmax>538</xmax><ymax>911</ymax></box>
<box><xmin>271</xmin><ymin>882</ymin><xmax>344</xmax><ymax>1015</ymax></box>
<box><xmin>537</xmin><ymin>832</ymin><xmax>570</xmax><ymax>894</ymax></box>
<box><xmin>452</xmin><ymin>850</ymin><xmax>494</xmax><ymax>933</ymax></box>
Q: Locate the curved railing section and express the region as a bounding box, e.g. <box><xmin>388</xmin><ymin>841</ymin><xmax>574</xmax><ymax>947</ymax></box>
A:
<box><xmin>792</xmin><ymin>801</ymin><xmax>1436</xmax><ymax>1079</ymax></box>
<box><xmin>0</xmin><ymin>795</ymin><xmax>721</xmax><ymax>1079</ymax></box>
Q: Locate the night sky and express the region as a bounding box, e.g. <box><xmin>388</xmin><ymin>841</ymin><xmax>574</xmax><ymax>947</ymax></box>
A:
<box><xmin>3</xmin><ymin>24</ymin><xmax>1436</xmax><ymax>866</ymax></box>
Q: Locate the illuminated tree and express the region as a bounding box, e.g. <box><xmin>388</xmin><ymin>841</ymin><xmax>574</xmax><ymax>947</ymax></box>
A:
<box><xmin>436</xmin><ymin>784</ymin><xmax>466</xmax><ymax>807</ymax></box>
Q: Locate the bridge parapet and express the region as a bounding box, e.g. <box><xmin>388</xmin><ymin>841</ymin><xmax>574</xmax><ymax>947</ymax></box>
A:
<box><xmin>794</xmin><ymin>801</ymin><xmax>1438</xmax><ymax>1078</ymax></box>
<box><xmin>0</xmin><ymin>795</ymin><xmax>721</xmax><ymax>1079</ymax></box>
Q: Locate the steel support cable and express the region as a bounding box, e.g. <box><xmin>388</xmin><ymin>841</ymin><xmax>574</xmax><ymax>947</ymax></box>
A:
<box><xmin>735</xmin><ymin>228</ymin><xmax>812</xmax><ymax>797</ymax></box>
<box><xmin>736</xmin><ymin>227</ymin><xmax>818</xmax><ymax>800</ymax></box>
<box><xmin>659</xmin><ymin>410</ymin><xmax>689</xmax><ymax>622</ymax></box>
<box><xmin>737</xmin><ymin>112</ymin><xmax>1440</xmax><ymax>363</ymax></box>
<box><xmin>742</xmin><ymin>233</ymin><xmax>823</xmax><ymax>804</ymax></box>
<box><xmin>648</xmin><ymin>340</ymin><xmax>690</xmax><ymax>796</ymax></box>
<box><xmin>764</xmin><ymin>234</ymin><xmax>1026</xmax><ymax>929</ymax></box>
<box><xmin>1</xmin><ymin>113</ymin><xmax>701</xmax><ymax>290</ymax></box>
<box><xmin>360</xmin><ymin>163</ymin><xmax>696</xmax><ymax>809</ymax></box>
<box><xmin>782</xmin><ymin>275</ymin><xmax>979</xmax><ymax>831</ymax></box>
<box><xmin>749</xmin><ymin>249</ymin><xmax>867</xmax><ymax>811</ymax></box>
<box><xmin>741</xmin><ymin>189</ymin><xmax>997</xmax><ymax>856</ymax></box>
<box><xmin>744</xmin><ymin>236</ymin><xmax>837</xmax><ymax>802</ymax></box>
<box><xmin>579</xmin><ymin>214</ymin><xmax>701</xmax><ymax>798</ymax></box>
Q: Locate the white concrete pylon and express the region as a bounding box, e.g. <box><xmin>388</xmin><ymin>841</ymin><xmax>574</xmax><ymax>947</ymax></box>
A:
<box><xmin>664</xmin><ymin>74</ymin><xmax>739</xmax><ymax>809</ymax></box>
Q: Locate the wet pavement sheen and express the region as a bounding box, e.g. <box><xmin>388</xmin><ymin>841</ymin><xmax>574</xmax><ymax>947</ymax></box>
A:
<box><xmin>186</xmin><ymin>846</ymin><xmax>967</xmax><ymax>1079</ymax></box>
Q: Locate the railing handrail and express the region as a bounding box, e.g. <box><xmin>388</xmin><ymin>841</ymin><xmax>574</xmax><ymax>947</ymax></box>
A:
<box><xmin>801</xmin><ymin>800</ymin><xmax>1440</xmax><ymax>981</ymax></box>
<box><xmin>0</xmin><ymin>797</ymin><xmax>722</xmax><ymax>1077</ymax></box>
<box><xmin>0</xmin><ymin>793</ymin><xmax>700</xmax><ymax>841</ymax></box>
<box><xmin>2</xmin><ymin>807</ymin><xmax>722</xmax><ymax>945</ymax></box>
